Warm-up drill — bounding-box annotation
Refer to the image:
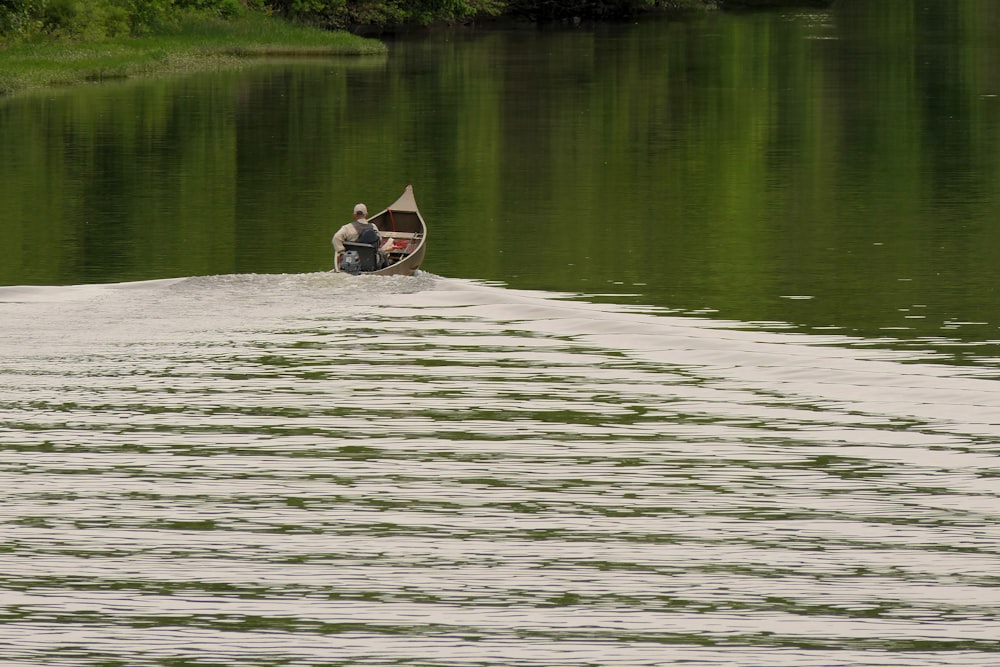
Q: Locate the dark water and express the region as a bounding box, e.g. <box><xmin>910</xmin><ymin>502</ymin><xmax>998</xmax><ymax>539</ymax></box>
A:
<box><xmin>1</xmin><ymin>1</ymin><xmax>1000</xmax><ymax>665</ymax></box>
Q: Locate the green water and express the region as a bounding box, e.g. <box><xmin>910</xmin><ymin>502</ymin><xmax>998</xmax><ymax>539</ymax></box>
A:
<box><xmin>2</xmin><ymin>1</ymin><xmax>999</xmax><ymax>350</ymax></box>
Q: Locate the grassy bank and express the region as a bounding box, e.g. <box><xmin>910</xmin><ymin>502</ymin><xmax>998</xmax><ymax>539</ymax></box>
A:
<box><xmin>0</xmin><ymin>12</ymin><xmax>386</xmax><ymax>97</ymax></box>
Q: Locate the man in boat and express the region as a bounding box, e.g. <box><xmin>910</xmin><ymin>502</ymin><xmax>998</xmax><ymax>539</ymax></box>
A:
<box><xmin>332</xmin><ymin>203</ymin><xmax>389</xmax><ymax>271</ymax></box>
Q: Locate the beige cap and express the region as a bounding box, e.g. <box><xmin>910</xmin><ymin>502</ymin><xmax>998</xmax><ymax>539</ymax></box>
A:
<box><xmin>353</xmin><ymin>203</ymin><xmax>367</xmax><ymax>215</ymax></box>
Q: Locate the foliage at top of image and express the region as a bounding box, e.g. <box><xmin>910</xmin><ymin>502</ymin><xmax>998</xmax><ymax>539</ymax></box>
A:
<box><xmin>0</xmin><ymin>0</ymin><xmax>832</xmax><ymax>45</ymax></box>
<box><xmin>0</xmin><ymin>0</ymin><xmax>711</xmax><ymax>43</ymax></box>
<box><xmin>0</xmin><ymin>0</ymin><xmax>265</xmax><ymax>42</ymax></box>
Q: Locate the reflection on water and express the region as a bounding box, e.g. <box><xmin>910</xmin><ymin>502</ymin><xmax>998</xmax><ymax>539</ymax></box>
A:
<box><xmin>2</xmin><ymin>1</ymin><xmax>1000</xmax><ymax>357</ymax></box>
<box><xmin>1</xmin><ymin>274</ymin><xmax>998</xmax><ymax>666</ymax></box>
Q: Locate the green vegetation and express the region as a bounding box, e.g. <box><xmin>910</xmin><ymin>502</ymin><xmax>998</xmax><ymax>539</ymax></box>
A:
<box><xmin>0</xmin><ymin>1</ymin><xmax>381</xmax><ymax>96</ymax></box>
<box><xmin>0</xmin><ymin>0</ymin><xmax>704</xmax><ymax>45</ymax></box>
<box><xmin>0</xmin><ymin>8</ymin><xmax>384</xmax><ymax>96</ymax></box>
<box><xmin>2</xmin><ymin>0</ymin><xmax>502</xmax><ymax>44</ymax></box>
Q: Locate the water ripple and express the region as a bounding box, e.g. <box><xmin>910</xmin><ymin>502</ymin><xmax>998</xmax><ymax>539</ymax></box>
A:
<box><xmin>1</xmin><ymin>274</ymin><xmax>998</xmax><ymax>666</ymax></box>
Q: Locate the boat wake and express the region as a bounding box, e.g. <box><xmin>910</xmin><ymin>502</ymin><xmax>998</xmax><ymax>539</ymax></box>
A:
<box><xmin>1</xmin><ymin>272</ymin><xmax>998</xmax><ymax>667</ymax></box>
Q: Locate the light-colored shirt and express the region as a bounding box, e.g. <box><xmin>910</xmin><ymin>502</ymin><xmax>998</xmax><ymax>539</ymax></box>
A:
<box><xmin>332</xmin><ymin>218</ymin><xmax>378</xmax><ymax>254</ymax></box>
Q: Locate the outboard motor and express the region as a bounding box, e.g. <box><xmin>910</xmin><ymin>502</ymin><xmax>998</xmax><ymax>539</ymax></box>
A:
<box><xmin>340</xmin><ymin>250</ymin><xmax>363</xmax><ymax>275</ymax></box>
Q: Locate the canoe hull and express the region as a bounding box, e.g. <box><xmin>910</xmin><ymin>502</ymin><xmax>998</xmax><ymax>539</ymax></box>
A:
<box><xmin>367</xmin><ymin>185</ymin><xmax>428</xmax><ymax>277</ymax></box>
<box><xmin>371</xmin><ymin>241</ymin><xmax>426</xmax><ymax>276</ymax></box>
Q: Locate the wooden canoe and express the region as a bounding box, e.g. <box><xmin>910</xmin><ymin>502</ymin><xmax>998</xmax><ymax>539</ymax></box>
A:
<box><xmin>365</xmin><ymin>185</ymin><xmax>428</xmax><ymax>276</ymax></box>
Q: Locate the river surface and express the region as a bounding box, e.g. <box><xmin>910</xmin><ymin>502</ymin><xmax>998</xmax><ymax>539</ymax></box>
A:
<box><xmin>2</xmin><ymin>1</ymin><xmax>1000</xmax><ymax>665</ymax></box>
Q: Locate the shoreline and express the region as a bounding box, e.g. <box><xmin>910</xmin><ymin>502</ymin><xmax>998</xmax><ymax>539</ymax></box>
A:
<box><xmin>0</xmin><ymin>0</ymin><xmax>831</xmax><ymax>98</ymax></box>
<box><xmin>0</xmin><ymin>14</ymin><xmax>386</xmax><ymax>98</ymax></box>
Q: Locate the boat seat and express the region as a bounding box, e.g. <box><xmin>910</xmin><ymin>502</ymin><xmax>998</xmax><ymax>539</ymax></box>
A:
<box><xmin>380</xmin><ymin>231</ymin><xmax>417</xmax><ymax>240</ymax></box>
